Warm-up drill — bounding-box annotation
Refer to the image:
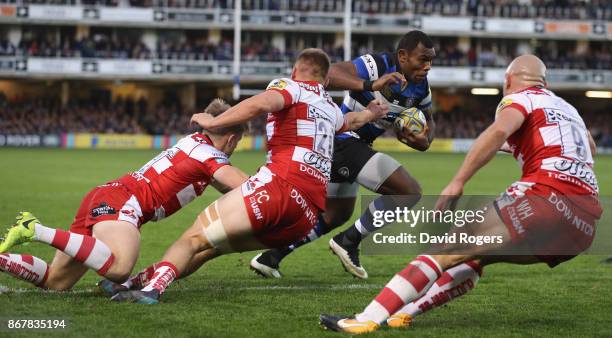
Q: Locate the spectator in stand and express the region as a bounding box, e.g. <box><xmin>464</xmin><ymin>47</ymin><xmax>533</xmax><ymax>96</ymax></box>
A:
<box><xmin>1</xmin><ymin>96</ymin><xmax>609</xmax><ymax>146</ymax></box>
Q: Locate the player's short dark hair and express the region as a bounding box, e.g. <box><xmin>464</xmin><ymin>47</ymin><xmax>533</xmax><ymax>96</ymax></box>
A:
<box><xmin>203</xmin><ymin>98</ymin><xmax>249</xmax><ymax>135</ymax></box>
<box><xmin>396</xmin><ymin>30</ymin><xmax>434</xmax><ymax>52</ymax></box>
<box><xmin>296</xmin><ymin>48</ymin><xmax>331</xmax><ymax>80</ymax></box>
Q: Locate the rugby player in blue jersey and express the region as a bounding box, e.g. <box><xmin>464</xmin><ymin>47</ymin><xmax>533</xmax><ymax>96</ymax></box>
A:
<box><xmin>251</xmin><ymin>30</ymin><xmax>436</xmax><ymax>279</ymax></box>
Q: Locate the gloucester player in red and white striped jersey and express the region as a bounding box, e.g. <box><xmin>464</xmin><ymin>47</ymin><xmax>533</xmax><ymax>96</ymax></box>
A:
<box><xmin>320</xmin><ymin>55</ymin><xmax>603</xmax><ymax>334</ymax></box>
<box><xmin>0</xmin><ymin>99</ymin><xmax>249</xmax><ymax>291</ymax></box>
<box><xmin>109</xmin><ymin>48</ymin><xmax>388</xmax><ymax>304</ymax></box>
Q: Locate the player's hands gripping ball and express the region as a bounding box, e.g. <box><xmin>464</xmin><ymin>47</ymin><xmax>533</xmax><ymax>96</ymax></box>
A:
<box><xmin>393</xmin><ymin>107</ymin><xmax>427</xmax><ymax>136</ymax></box>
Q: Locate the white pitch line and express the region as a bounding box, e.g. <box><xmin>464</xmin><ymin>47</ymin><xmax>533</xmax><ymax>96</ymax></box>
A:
<box><xmin>0</xmin><ymin>283</ymin><xmax>382</xmax><ymax>295</ymax></box>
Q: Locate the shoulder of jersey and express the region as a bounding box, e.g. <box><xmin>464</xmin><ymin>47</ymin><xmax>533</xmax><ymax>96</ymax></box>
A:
<box><xmin>496</xmin><ymin>92</ymin><xmax>531</xmax><ymax>114</ymax></box>
<box><xmin>181</xmin><ymin>133</ymin><xmax>229</xmax><ymax>163</ymax></box>
<box><xmin>267</xmin><ymin>78</ymin><xmax>295</xmax><ymax>91</ymax></box>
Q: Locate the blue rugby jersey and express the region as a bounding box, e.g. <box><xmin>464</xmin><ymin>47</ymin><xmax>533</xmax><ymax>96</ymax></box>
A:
<box><xmin>338</xmin><ymin>52</ymin><xmax>432</xmax><ymax>143</ymax></box>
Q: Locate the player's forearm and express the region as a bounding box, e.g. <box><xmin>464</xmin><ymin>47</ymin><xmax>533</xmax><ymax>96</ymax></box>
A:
<box><xmin>344</xmin><ymin>110</ymin><xmax>374</xmax><ymax>130</ymax></box>
<box><xmin>212</xmin><ymin>166</ymin><xmax>249</xmax><ymax>192</ymax></box>
<box><xmin>207</xmin><ymin>98</ymin><xmax>266</xmax><ymax>129</ymax></box>
<box><xmin>452</xmin><ymin>127</ymin><xmax>507</xmax><ymax>185</ymax></box>
<box><xmin>327</xmin><ymin>62</ymin><xmax>363</xmax><ymax>91</ymax></box>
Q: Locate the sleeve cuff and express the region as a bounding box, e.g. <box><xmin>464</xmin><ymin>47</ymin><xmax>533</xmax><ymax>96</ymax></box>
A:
<box><xmin>268</xmin><ymin>88</ymin><xmax>292</xmax><ymax>107</ymax></box>
<box><xmin>335</xmin><ymin>120</ymin><xmax>349</xmax><ymax>134</ymax></box>
<box><xmin>505</xmin><ymin>103</ymin><xmax>529</xmax><ymax>118</ymax></box>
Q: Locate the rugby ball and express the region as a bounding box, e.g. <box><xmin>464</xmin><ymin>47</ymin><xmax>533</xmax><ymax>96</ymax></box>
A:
<box><xmin>394</xmin><ymin>107</ymin><xmax>427</xmax><ymax>135</ymax></box>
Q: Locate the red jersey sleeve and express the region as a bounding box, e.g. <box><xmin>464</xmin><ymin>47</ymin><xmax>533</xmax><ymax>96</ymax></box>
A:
<box><xmin>495</xmin><ymin>93</ymin><xmax>531</xmax><ymax>119</ymax></box>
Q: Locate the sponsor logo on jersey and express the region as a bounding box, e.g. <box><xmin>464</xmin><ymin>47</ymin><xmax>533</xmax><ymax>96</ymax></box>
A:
<box><xmin>362</xmin><ymin>54</ymin><xmax>376</xmax><ymax>79</ymax></box>
<box><xmin>291</xmin><ymin>147</ymin><xmax>331</xmax><ymax>183</ymax></box>
<box><xmin>267</xmin><ymin>79</ymin><xmax>288</xmax><ymax>90</ymax></box>
<box><xmin>299</xmin><ymin>164</ymin><xmax>328</xmax><ymax>184</ymax></box>
<box><xmin>496</xmin><ymin>98</ymin><xmax>514</xmax><ymax>113</ymax></box>
<box><xmin>91</xmin><ymin>203</ymin><xmax>116</xmax><ymax>217</ymax></box>
<box><xmin>120</xmin><ymin>208</ymin><xmax>138</xmax><ymax>220</ymax></box>
<box><xmin>307</xmin><ymin>106</ymin><xmax>332</xmax><ymax>123</ymax></box>
<box><xmin>544</xmin><ymin>108</ymin><xmax>577</xmax><ymax>124</ymax></box>
<box><xmin>298</xmin><ymin>82</ymin><xmax>320</xmax><ymax>95</ymax></box>
<box><xmin>545</xmin><ymin>159</ymin><xmax>599</xmax><ymax>192</ymax></box>
<box><xmin>303</xmin><ymin>151</ymin><xmax>332</xmax><ymax>175</ymax></box>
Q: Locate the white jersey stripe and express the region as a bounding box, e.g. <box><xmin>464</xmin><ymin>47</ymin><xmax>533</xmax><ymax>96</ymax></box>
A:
<box><xmin>297</xmin><ymin>119</ymin><xmax>316</xmax><ymax>137</ymax></box>
<box><xmin>152</xmin><ymin>156</ymin><xmax>172</xmax><ymax>174</ymax></box>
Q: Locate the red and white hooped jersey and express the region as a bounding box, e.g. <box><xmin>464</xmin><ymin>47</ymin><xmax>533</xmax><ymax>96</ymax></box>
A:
<box><xmin>264</xmin><ymin>78</ymin><xmax>348</xmax><ymax>210</ymax></box>
<box><xmin>116</xmin><ymin>133</ymin><xmax>230</xmax><ymax>223</ymax></box>
<box><xmin>497</xmin><ymin>86</ymin><xmax>599</xmax><ymax>196</ymax></box>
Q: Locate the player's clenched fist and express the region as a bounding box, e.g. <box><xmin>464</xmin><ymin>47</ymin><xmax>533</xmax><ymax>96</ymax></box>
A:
<box><xmin>372</xmin><ymin>72</ymin><xmax>406</xmax><ymax>91</ymax></box>
<box><xmin>365</xmin><ymin>99</ymin><xmax>389</xmax><ymax>120</ymax></box>
<box><xmin>191</xmin><ymin>112</ymin><xmax>214</xmax><ymax>129</ymax></box>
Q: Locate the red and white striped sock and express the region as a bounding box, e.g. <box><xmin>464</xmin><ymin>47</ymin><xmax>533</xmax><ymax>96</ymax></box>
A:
<box><xmin>0</xmin><ymin>253</ymin><xmax>49</xmax><ymax>287</ymax></box>
<box><xmin>355</xmin><ymin>255</ymin><xmax>443</xmax><ymax>324</ymax></box>
<box><xmin>141</xmin><ymin>261</ymin><xmax>179</xmax><ymax>294</ymax></box>
<box><xmin>121</xmin><ymin>263</ymin><xmax>161</xmax><ymax>289</ymax></box>
<box><xmin>394</xmin><ymin>261</ymin><xmax>482</xmax><ymax>317</ymax></box>
<box><xmin>33</xmin><ymin>224</ymin><xmax>114</xmax><ymax>275</ymax></box>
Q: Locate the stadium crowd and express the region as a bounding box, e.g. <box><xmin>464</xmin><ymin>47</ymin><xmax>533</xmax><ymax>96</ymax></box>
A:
<box><xmin>1</xmin><ymin>98</ymin><xmax>611</xmax><ymax>147</ymax></box>
<box><xmin>4</xmin><ymin>32</ymin><xmax>610</xmax><ymax>70</ymax></box>
<box><xmin>3</xmin><ymin>0</ymin><xmax>610</xmax><ymax>20</ymax></box>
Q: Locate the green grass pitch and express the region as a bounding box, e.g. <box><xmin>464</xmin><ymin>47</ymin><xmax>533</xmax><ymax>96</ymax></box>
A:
<box><xmin>0</xmin><ymin>148</ymin><xmax>610</xmax><ymax>337</ymax></box>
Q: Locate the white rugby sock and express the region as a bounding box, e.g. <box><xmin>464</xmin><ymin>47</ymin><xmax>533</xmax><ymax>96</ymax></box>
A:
<box><xmin>355</xmin><ymin>255</ymin><xmax>443</xmax><ymax>324</ymax></box>
<box><xmin>394</xmin><ymin>261</ymin><xmax>482</xmax><ymax>317</ymax></box>
<box><xmin>0</xmin><ymin>253</ymin><xmax>49</xmax><ymax>286</ymax></box>
<box><xmin>34</xmin><ymin>224</ymin><xmax>115</xmax><ymax>275</ymax></box>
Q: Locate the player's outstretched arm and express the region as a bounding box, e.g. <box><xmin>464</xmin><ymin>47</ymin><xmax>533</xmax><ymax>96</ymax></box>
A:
<box><xmin>327</xmin><ymin>61</ymin><xmax>363</xmax><ymax>90</ymax></box>
<box><xmin>435</xmin><ymin>106</ymin><xmax>525</xmax><ymax>210</ymax></box>
<box><xmin>342</xmin><ymin>100</ymin><xmax>388</xmax><ymax>131</ymax></box>
<box><xmin>191</xmin><ymin>91</ymin><xmax>286</xmax><ymax>130</ymax></box>
<box><xmin>327</xmin><ymin>61</ymin><xmax>405</xmax><ymax>91</ymax></box>
<box><xmin>210</xmin><ymin>166</ymin><xmax>249</xmax><ymax>193</ymax></box>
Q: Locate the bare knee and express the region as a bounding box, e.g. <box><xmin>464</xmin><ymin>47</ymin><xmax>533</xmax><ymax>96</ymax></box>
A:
<box><xmin>378</xmin><ymin>168</ymin><xmax>422</xmax><ymax>196</ymax></box>
<box><xmin>396</xmin><ymin>176</ymin><xmax>422</xmax><ymax>196</ymax></box>
<box><xmin>103</xmin><ymin>268</ymin><xmax>131</xmax><ymax>284</ymax></box>
<box><xmin>101</xmin><ymin>255</ymin><xmax>136</xmax><ymax>283</ymax></box>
